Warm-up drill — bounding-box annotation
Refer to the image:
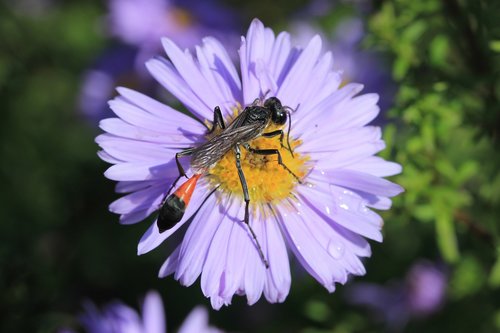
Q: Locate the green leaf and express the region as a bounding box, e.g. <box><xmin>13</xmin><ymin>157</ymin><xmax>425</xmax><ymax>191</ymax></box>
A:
<box><xmin>430</xmin><ymin>35</ymin><xmax>450</xmax><ymax>66</ymax></box>
<box><xmin>435</xmin><ymin>209</ymin><xmax>459</xmax><ymax>263</ymax></box>
<box><xmin>304</xmin><ymin>300</ymin><xmax>331</xmax><ymax>323</ymax></box>
<box><xmin>495</xmin><ymin>309</ymin><xmax>500</xmax><ymax>331</ymax></box>
<box><xmin>489</xmin><ymin>248</ymin><xmax>500</xmax><ymax>288</ymax></box>
<box><xmin>380</xmin><ymin>124</ymin><xmax>396</xmax><ymax>159</ymax></box>
<box><xmin>393</xmin><ymin>56</ymin><xmax>410</xmax><ymax>81</ymax></box>
<box><xmin>413</xmin><ymin>204</ymin><xmax>435</xmax><ymax>222</ymax></box>
<box><xmin>489</xmin><ymin>40</ymin><xmax>500</xmax><ymax>52</ymax></box>
<box><xmin>450</xmin><ymin>255</ymin><xmax>486</xmax><ymax>299</ymax></box>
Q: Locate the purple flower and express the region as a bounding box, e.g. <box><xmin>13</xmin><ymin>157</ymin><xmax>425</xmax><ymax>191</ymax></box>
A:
<box><xmin>97</xmin><ymin>19</ymin><xmax>403</xmax><ymax>309</ymax></box>
<box><xmin>79</xmin><ymin>45</ymin><xmax>140</xmax><ymax>123</ymax></box>
<box><xmin>176</xmin><ymin>306</ymin><xmax>223</xmax><ymax>333</ymax></box>
<box><xmin>79</xmin><ymin>0</ymin><xmax>239</xmax><ymax>123</ymax></box>
<box><xmin>108</xmin><ymin>0</ymin><xmax>198</xmax><ymax>50</ymax></box>
<box><xmin>108</xmin><ymin>0</ymin><xmax>239</xmax><ymax>71</ymax></box>
<box><xmin>406</xmin><ymin>261</ymin><xmax>447</xmax><ymax>316</ymax></box>
<box><xmin>346</xmin><ymin>261</ymin><xmax>447</xmax><ymax>329</ymax></box>
<box><xmin>63</xmin><ymin>291</ymin><xmax>222</xmax><ymax>333</ymax></box>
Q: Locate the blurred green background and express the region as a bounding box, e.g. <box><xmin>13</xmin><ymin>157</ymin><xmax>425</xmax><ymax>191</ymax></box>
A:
<box><xmin>1</xmin><ymin>0</ymin><xmax>499</xmax><ymax>332</ymax></box>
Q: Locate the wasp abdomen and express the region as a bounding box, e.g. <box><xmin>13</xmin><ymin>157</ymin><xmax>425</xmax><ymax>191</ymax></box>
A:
<box><xmin>157</xmin><ymin>174</ymin><xmax>200</xmax><ymax>233</ymax></box>
<box><xmin>158</xmin><ymin>195</ymin><xmax>186</xmax><ymax>232</ymax></box>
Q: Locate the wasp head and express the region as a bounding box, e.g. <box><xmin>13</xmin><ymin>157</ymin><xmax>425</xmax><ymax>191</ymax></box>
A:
<box><xmin>264</xmin><ymin>97</ymin><xmax>287</xmax><ymax>126</ymax></box>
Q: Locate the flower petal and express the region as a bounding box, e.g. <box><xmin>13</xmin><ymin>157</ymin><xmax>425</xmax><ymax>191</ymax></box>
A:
<box><xmin>141</xmin><ymin>291</ymin><xmax>165</xmax><ymax>333</ymax></box>
<box><xmin>200</xmin><ymin>208</ymin><xmax>234</xmax><ymax>308</ymax></box>
<box><xmin>327</xmin><ymin>169</ymin><xmax>404</xmax><ymax>197</ymax></box>
<box><xmin>293</xmin><ymin>82</ymin><xmax>363</xmax><ymax>135</ymax></box>
<box><xmin>240</xmin><ymin>19</ymin><xmax>276</xmax><ymax>103</ymax></box>
<box><xmin>145</xmin><ymin>57</ymin><xmax>211</xmax><ymax>121</ymax></box>
<box><xmin>104</xmin><ymin>160</ymin><xmax>177</xmax><ymax>181</ymax></box>
<box><xmin>99</xmin><ymin>117</ymin><xmax>202</xmax><ymax>146</ymax></box>
<box><xmin>243</xmin><ymin>210</ymin><xmax>266</xmax><ymax>305</ymax></box>
<box><xmin>195</xmin><ymin>37</ymin><xmax>243</xmax><ymax>115</ymax></box>
<box><xmin>264</xmin><ymin>212</ymin><xmax>291</xmax><ymax>302</ymax></box>
<box><xmin>109</xmin><ymin>183</ymin><xmax>164</xmax><ymax>214</ymax></box>
<box><xmin>159</xmin><ymin>245</ymin><xmax>180</xmax><ymax>278</ymax></box>
<box><xmin>312</xmin><ymin>141</ymin><xmax>386</xmax><ymax>170</ymax></box>
<box><xmin>109</xmin><ymin>96</ymin><xmax>201</xmax><ymax>136</ymax></box>
<box><xmin>161</xmin><ymin>38</ymin><xmax>223</xmax><ymax>115</ymax></box>
<box><xmin>299</xmin><ymin>126</ymin><xmax>381</xmax><ymax>153</ymax></box>
<box><xmin>221</xmin><ymin>209</ymin><xmax>251</xmax><ymax>300</ymax></box>
<box><xmin>298</xmin><ymin>180</ymin><xmax>383</xmax><ymax>242</ymax></box>
<box><xmin>277</xmin><ymin>205</ymin><xmax>337</xmax><ymax>292</ymax></box>
<box><xmin>97</xmin><ymin>134</ymin><xmax>177</xmax><ymax>162</ymax></box>
<box><xmin>277</xmin><ymin>35</ymin><xmax>323</xmax><ymax>109</ymax></box>
<box><xmin>115</xmin><ymin>180</ymin><xmax>156</xmax><ymax>194</ymax></box>
<box><xmin>177</xmin><ymin>307</ymin><xmax>214</xmax><ymax>333</ymax></box>
<box><xmin>174</xmin><ymin>193</ymin><xmax>224</xmax><ymax>286</ymax></box>
<box><xmin>346</xmin><ymin>156</ymin><xmax>403</xmax><ymax>177</ymax></box>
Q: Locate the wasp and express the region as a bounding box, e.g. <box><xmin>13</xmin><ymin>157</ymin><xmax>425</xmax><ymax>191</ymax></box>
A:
<box><xmin>157</xmin><ymin>97</ymin><xmax>301</xmax><ymax>268</ymax></box>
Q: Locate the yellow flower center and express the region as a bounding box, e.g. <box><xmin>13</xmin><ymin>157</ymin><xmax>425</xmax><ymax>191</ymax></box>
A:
<box><xmin>207</xmin><ymin>112</ymin><xmax>309</xmax><ymax>206</ymax></box>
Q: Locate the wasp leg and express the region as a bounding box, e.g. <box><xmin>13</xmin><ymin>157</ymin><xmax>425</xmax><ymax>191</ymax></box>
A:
<box><xmin>262</xmin><ymin>129</ymin><xmax>294</xmax><ymax>158</ymax></box>
<box><xmin>243</xmin><ymin>144</ymin><xmax>302</xmax><ymax>183</ymax></box>
<box><xmin>262</xmin><ymin>129</ymin><xmax>286</xmax><ymax>148</ymax></box>
<box><xmin>208</xmin><ymin>106</ymin><xmax>226</xmax><ymax>133</ymax></box>
<box><xmin>234</xmin><ymin>144</ymin><xmax>269</xmax><ymax>268</ymax></box>
<box><xmin>262</xmin><ymin>129</ymin><xmax>283</xmax><ymax>140</ymax></box>
<box><xmin>161</xmin><ymin>148</ymin><xmax>194</xmax><ymax>206</ymax></box>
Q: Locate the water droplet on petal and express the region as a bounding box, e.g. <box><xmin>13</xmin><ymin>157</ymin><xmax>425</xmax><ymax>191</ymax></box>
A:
<box><xmin>339</xmin><ymin>203</ymin><xmax>349</xmax><ymax>210</ymax></box>
<box><xmin>327</xmin><ymin>240</ymin><xmax>345</xmax><ymax>259</ymax></box>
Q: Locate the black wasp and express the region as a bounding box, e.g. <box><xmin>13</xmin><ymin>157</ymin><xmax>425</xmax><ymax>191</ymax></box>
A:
<box><xmin>157</xmin><ymin>97</ymin><xmax>301</xmax><ymax>268</ymax></box>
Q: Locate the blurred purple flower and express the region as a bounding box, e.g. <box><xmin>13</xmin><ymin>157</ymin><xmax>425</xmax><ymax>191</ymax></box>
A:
<box><xmin>108</xmin><ymin>0</ymin><xmax>239</xmax><ymax>71</ymax></box>
<box><xmin>346</xmin><ymin>261</ymin><xmax>447</xmax><ymax>330</ymax></box>
<box><xmin>62</xmin><ymin>291</ymin><xmax>222</xmax><ymax>333</ymax></box>
<box><xmin>406</xmin><ymin>261</ymin><xmax>447</xmax><ymax>316</ymax></box>
<box><xmin>97</xmin><ymin>19</ymin><xmax>403</xmax><ymax>309</ymax></box>
<box><xmin>79</xmin><ymin>0</ymin><xmax>239</xmax><ymax>123</ymax></box>
<box><xmin>79</xmin><ymin>45</ymin><xmax>140</xmax><ymax>123</ymax></box>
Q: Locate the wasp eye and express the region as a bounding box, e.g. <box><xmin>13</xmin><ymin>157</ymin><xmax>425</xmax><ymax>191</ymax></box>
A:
<box><xmin>272</xmin><ymin>110</ymin><xmax>287</xmax><ymax>125</ymax></box>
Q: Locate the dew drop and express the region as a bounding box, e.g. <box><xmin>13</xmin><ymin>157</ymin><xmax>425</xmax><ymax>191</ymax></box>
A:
<box><xmin>339</xmin><ymin>203</ymin><xmax>349</xmax><ymax>210</ymax></box>
<box><xmin>327</xmin><ymin>240</ymin><xmax>345</xmax><ymax>259</ymax></box>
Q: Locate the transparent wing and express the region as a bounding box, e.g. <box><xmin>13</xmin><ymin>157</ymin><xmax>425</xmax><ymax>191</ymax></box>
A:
<box><xmin>190</xmin><ymin>124</ymin><xmax>264</xmax><ymax>171</ymax></box>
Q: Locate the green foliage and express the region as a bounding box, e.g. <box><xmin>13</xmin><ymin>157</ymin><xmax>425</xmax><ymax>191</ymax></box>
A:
<box><xmin>450</xmin><ymin>254</ymin><xmax>487</xmax><ymax>299</ymax></box>
<box><xmin>372</xmin><ymin>0</ymin><xmax>500</xmax><ymax>259</ymax></box>
<box><xmin>367</xmin><ymin>0</ymin><xmax>500</xmax><ymax>330</ymax></box>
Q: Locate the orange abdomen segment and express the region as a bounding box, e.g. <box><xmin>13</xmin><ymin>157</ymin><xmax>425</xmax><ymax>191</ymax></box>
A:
<box><xmin>174</xmin><ymin>173</ymin><xmax>201</xmax><ymax>207</ymax></box>
<box><xmin>157</xmin><ymin>174</ymin><xmax>202</xmax><ymax>233</ymax></box>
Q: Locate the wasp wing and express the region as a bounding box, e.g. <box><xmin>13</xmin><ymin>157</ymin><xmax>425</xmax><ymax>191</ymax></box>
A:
<box><xmin>190</xmin><ymin>123</ymin><xmax>266</xmax><ymax>172</ymax></box>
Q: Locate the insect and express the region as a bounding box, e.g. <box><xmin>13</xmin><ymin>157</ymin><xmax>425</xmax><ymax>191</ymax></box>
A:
<box><xmin>157</xmin><ymin>97</ymin><xmax>301</xmax><ymax>268</ymax></box>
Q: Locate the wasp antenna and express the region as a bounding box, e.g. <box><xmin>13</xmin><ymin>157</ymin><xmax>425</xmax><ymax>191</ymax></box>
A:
<box><xmin>286</xmin><ymin>110</ymin><xmax>294</xmax><ymax>158</ymax></box>
<box><xmin>293</xmin><ymin>103</ymin><xmax>301</xmax><ymax>113</ymax></box>
<box><xmin>262</xmin><ymin>89</ymin><xmax>271</xmax><ymax>100</ymax></box>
